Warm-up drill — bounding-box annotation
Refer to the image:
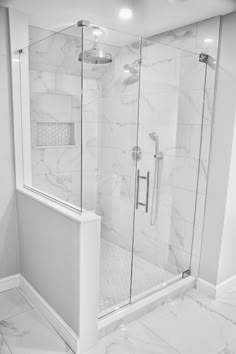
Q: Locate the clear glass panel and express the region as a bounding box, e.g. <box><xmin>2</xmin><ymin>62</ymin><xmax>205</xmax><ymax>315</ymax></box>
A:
<box><xmin>20</xmin><ymin>25</ymin><xmax>83</xmax><ymax>209</ymax></box>
<box><xmin>78</xmin><ymin>23</ymin><xmax>141</xmax><ymax>315</ymax></box>
<box><xmin>19</xmin><ymin>21</ymin><xmax>206</xmax><ymax>318</ymax></box>
<box><xmin>131</xmin><ymin>39</ymin><xmax>206</xmax><ymax>301</ymax></box>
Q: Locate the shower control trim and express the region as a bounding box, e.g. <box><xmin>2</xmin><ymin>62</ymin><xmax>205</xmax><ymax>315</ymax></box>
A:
<box><xmin>136</xmin><ymin>170</ymin><xmax>150</xmax><ymax>213</ymax></box>
<box><xmin>132</xmin><ymin>146</ymin><xmax>142</xmax><ymax>161</ymax></box>
<box><xmin>154</xmin><ymin>152</ymin><xmax>164</xmax><ymax>159</ymax></box>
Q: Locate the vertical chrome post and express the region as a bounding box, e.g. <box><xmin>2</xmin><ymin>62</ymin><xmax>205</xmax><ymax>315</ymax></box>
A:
<box><xmin>136</xmin><ymin>170</ymin><xmax>140</xmax><ymax>209</ymax></box>
<box><xmin>145</xmin><ymin>172</ymin><xmax>150</xmax><ymax>213</ymax></box>
<box><xmin>136</xmin><ymin>170</ymin><xmax>150</xmax><ymax>212</ymax></box>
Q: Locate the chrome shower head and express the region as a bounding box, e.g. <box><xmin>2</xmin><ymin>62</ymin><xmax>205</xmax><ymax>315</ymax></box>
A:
<box><xmin>149</xmin><ymin>132</ymin><xmax>158</xmax><ymax>142</ymax></box>
<box><xmin>78</xmin><ymin>25</ymin><xmax>112</xmax><ymax>64</ymax></box>
<box><xmin>123</xmin><ymin>59</ymin><xmax>140</xmax><ymax>74</ymax></box>
<box><xmin>78</xmin><ymin>47</ymin><xmax>112</xmax><ymax>64</ymax></box>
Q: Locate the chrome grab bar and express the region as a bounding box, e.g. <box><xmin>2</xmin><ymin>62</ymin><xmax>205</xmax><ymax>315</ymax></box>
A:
<box><xmin>136</xmin><ymin>170</ymin><xmax>150</xmax><ymax>213</ymax></box>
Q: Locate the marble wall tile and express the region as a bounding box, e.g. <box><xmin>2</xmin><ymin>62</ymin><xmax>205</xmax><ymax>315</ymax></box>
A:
<box><xmin>177</xmin><ymin>89</ymin><xmax>205</xmax><ymax>125</ymax></box>
<box><xmin>32</xmin><ymin>173</ymin><xmax>72</xmax><ymax>201</ymax></box>
<box><xmin>179</xmin><ymin>54</ymin><xmax>206</xmax><ymax>91</ymax></box>
<box><xmin>98</xmin><ymin>147</ymin><xmax>136</xmax><ymax>179</ymax></box>
<box><xmin>30</xmin><ymin>70</ymin><xmax>56</xmax><ymax>93</ymax></box>
<box><xmin>31</xmin><ymin>92</ymin><xmax>72</xmax><ymax>123</ymax></box>
<box><xmin>29</xmin><ymin>27</ymin><xmax>100</xmax><ymax>209</ymax></box>
<box><xmin>29</xmin><ymin>26</ymin><xmax>82</xmax><ymax>76</ymax></box>
<box><xmin>196</xmin><ymin>17</ymin><xmax>220</xmax><ymax>58</ymax></box>
<box><xmin>150</xmin><ymin>23</ymin><xmax>197</xmax><ymax>53</ymax></box>
<box><xmin>174</xmin><ymin>124</ymin><xmax>202</xmax><ymax>158</ymax></box>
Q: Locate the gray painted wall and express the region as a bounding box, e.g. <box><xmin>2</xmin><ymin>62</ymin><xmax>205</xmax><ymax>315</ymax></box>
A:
<box><xmin>0</xmin><ymin>7</ymin><xmax>19</xmax><ymax>278</ymax></box>
<box><xmin>200</xmin><ymin>11</ymin><xmax>236</xmax><ymax>285</ymax></box>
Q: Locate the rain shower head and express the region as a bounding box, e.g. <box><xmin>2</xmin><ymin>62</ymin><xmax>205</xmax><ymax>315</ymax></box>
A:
<box><xmin>78</xmin><ymin>25</ymin><xmax>112</xmax><ymax>64</ymax></box>
<box><xmin>78</xmin><ymin>47</ymin><xmax>112</xmax><ymax>64</ymax></box>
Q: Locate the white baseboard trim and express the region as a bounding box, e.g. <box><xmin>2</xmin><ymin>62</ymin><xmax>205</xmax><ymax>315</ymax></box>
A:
<box><xmin>18</xmin><ymin>275</ymin><xmax>79</xmax><ymax>353</ymax></box>
<box><xmin>0</xmin><ymin>274</ymin><xmax>19</xmax><ymax>292</ymax></box>
<box><xmin>197</xmin><ymin>275</ymin><xmax>236</xmax><ymax>298</ymax></box>
<box><xmin>0</xmin><ymin>274</ymin><xmax>79</xmax><ymax>353</ymax></box>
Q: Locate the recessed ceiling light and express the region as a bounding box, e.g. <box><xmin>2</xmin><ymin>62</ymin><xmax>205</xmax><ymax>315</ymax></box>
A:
<box><xmin>119</xmin><ymin>7</ymin><xmax>133</xmax><ymax>20</ymax></box>
<box><xmin>204</xmin><ymin>38</ymin><xmax>214</xmax><ymax>43</ymax></box>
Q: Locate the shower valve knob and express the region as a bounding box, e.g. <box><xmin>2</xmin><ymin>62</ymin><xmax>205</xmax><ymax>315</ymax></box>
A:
<box><xmin>132</xmin><ymin>146</ymin><xmax>142</xmax><ymax>161</ymax></box>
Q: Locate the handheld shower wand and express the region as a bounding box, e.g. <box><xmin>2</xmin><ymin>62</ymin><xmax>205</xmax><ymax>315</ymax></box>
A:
<box><xmin>149</xmin><ymin>132</ymin><xmax>163</xmax><ymax>225</ymax></box>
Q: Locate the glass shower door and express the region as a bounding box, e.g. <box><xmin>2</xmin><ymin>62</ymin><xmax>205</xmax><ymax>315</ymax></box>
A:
<box><xmin>131</xmin><ymin>40</ymin><xmax>207</xmax><ymax>301</ymax></box>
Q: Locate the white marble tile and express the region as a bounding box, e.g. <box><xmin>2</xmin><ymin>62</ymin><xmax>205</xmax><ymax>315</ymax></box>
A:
<box><xmin>0</xmin><ymin>289</ymin><xmax>32</xmax><ymax>322</ymax></box>
<box><xmin>179</xmin><ymin>54</ymin><xmax>206</xmax><ymax>91</ymax></box>
<box><xmin>196</xmin><ymin>17</ymin><xmax>220</xmax><ymax>58</ymax></box>
<box><xmin>31</xmin><ymin>92</ymin><xmax>72</xmax><ymax>122</ymax></box>
<box><xmin>57</xmin><ymin>147</ymin><xmax>81</xmax><ymax>173</ymax></box>
<box><xmin>151</xmin><ymin>23</ymin><xmax>197</xmax><ymax>53</ymax></box>
<box><xmin>139</xmin><ymin>295</ymin><xmax>236</xmax><ymax>354</ymax></box>
<box><xmin>29</xmin><ymin>26</ymin><xmax>82</xmax><ymax>76</ymax></box>
<box><xmin>85</xmin><ymin>321</ymin><xmax>179</xmax><ymax>354</ymax></box>
<box><xmin>1</xmin><ymin>309</ymin><xmax>73</xmax><ymax>354</ymax></box>
<box><xmin>191</xmin><ymin>280</ymin><xmax>236</xmax><ymax>325</ymax></box>
<box><xmin>174</xmin><ymin>124</ymin><xmax>202</xmax><ymax>159</ymax></box>
<box><xmin>178</xmin><ymin>92</ymin><xmax>202</xmax><ymax>125</ymax></box>
<box><xmin>30</xmin><ymin>70</ymin><xmax>56</xmax><ymax>93</ymax></box>
<box><xmin>31</xmin><ymin>148</ymin><xmax>59</xmax><ymax>174</ymax></box>
<box><xmin>220</xmin><ymin>338</ymin><xmax>236</xmax><ymax>353</ymax></box>
<box><xmin>32</xmin><ymin>172</ymin><xmax>72</xmax><ymax>202</ymax></box>
<box><xmin>171</xmin><ymin>187</ymin><xmax>197</xmax><ymax>224</ymax></box>
<box><xmin>170</xmin><ymin>157</ymin><xmax>199</xmax><ymax>192</ymax></box>
<box><xmin>0</xmin><ymin>337</ymin><xmax>11</xmax><ymax>353</ymax></box>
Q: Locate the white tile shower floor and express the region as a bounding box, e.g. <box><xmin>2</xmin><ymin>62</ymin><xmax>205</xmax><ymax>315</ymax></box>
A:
<box><xmin>99</xmin><ymin>239</ymin><xmax>175</xmax><ymax>314</ymax></box>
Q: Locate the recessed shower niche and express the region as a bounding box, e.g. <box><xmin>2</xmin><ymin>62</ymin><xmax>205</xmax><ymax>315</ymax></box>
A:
<box><xmin>19</xmin><ymin>20</ymin><xmax>209</xmax><ymax>318</ymax></box>
<box><xmin>34</xmin><ymin>121</ymin><xmax>76</xmax><ymax>147</ymax></box>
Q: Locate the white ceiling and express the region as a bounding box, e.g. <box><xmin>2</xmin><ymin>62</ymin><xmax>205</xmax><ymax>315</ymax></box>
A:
<box><xmin>1</xmin><ymin>0</ymin><xmax>236</xmax><ymax>36</ymax></box>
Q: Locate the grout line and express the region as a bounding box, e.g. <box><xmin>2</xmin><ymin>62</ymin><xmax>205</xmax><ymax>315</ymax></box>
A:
<box><xmin>141</xmin><ymin>321</ymin><xmax>181</xmax><ymax>354</ymax></box>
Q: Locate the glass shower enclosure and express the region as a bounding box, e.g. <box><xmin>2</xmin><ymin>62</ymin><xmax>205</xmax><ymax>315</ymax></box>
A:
<box><xmin>19</xmin><ymin>20</ymin><xmax>206</xmax><ymax>317</ymax></box>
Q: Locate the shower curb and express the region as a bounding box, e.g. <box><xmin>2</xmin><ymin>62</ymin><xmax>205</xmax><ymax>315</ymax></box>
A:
<box><xmin>98</xmin><ymin>276</ymin><xmax>195</xmax><ymax>338</ymax></box>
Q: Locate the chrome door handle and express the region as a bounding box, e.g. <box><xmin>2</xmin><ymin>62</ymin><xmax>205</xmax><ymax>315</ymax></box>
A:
<box><xmin>136</xmin><ymin>170</ymin><xmax>150</xmax><ymax>213</ymax></box>
<box><xmin>145</xmin><ymin>171</ymin><xmax>150</xmax><ymax>213</ymax></box>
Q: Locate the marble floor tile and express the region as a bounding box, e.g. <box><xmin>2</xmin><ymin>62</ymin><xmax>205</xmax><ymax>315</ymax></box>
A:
<box><xmin>85</xmin><ymin>321</ymin><xmax>179</xmax><ymax>354</ymax></box>
<box><xmin>219</xmin><ymin>338</ymin><xmax>236</xmax><ymax>353</ymax></box>
<box><xmin>209</xmin><ymin>290</ymin><xmax>236</xmax><ymax>325</ymax></box>
<box><xmin>0</xmin><ymin>336</ymin><xmax>11</xmax><ymax>353</ymax></box>
<box><xmin>188</xmin><ymin>284</ymin><xmax>236</xmax><ymax>324</ymax></box>
<box><xmin>139</xmin><ymin>294</ymin><xmax>236</xmax><ymax>354</ymax></box>
<box><xmin>0</xmin><ymin>289</ymin><xmax>32</xmax><ymax>321</ymax></box>
<box><xmin>0</xmin><ymin>309</ymin><xmax>73</xmax><ymax>354</ymax></box>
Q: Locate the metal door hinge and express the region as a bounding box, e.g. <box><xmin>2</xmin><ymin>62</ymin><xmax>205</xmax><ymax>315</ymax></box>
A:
<box><xmin>199</xmin><ymin>53</ymin><xmax>208</xmax><ymax>64</ymax></box>
<box><xmin>182</xmin><ymin>269</ymin><xmax>191</xmax><ymax>278</ymax></box>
